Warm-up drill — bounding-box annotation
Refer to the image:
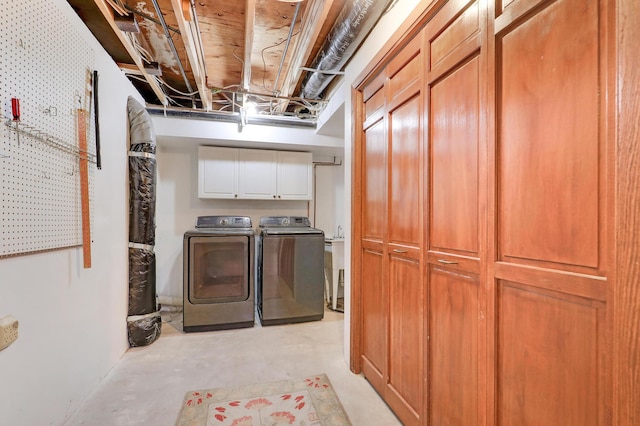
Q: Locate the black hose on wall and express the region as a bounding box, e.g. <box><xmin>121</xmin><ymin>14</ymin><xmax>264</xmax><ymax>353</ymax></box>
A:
<box><xmin>126</xmin><ymin>97</ymin><xmax>161</xmax><ymax>347</ymax></box>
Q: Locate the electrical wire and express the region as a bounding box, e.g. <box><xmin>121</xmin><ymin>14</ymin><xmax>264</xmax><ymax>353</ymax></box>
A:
<box><xmin>158</xmin><ymin>78</ymin><xmax>199</xmax><ymax>97</ymax></box>
<box><xmin>232</xmin><ymin>47</ymin><xmax>244</xmax><ymax>66</ymax></box>
<box><xmin>260</xmin><ymin>31</ymin><xmax>300</xmax><ymax>91</ymax></box>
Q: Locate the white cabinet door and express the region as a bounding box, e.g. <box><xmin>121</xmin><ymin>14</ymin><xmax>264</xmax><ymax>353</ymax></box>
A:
<box><xmin>198</xmin><ymin>146</ymin><xmax>238</xmax><ymax>199</ymax></box>
<box><xmin>277</xmin><ymin>151</ymin><xmax>312</xmax><ymax>200</ymax></box>
<box><xmin>238</xmin><ymin>149</ymin><xmax>278</xmax><ymax>199</ymax></box>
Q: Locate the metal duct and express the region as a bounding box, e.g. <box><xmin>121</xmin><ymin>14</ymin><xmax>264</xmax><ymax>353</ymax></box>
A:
<box><xmin>299</xmin><ymin>0</ymin><xmax>393</xmax><ymax>99</ymax></box>
<box><xmin>127</xmin><ymin>97</ymin><xmax>161</xmax><ymax>347</ymax></box>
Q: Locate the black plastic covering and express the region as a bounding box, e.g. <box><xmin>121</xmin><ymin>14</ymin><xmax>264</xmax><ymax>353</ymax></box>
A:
<box><xmin>128</xmin><ymin>247</ymin><xmax>156</xmax><ymax>315</ymax></box>
<box><xmin>128</xmin><ymin>150</ymin><xmax>157</xmax><ymax>245</ymax></box>
<box><xmin>127</xmin><ymin>313</ymin><xmax>162</xmax><ymax>347</ymax></box>
<box><xmin>299</xmin><ymin>0</ymin><xmax>393</xmax><ymax>99</ymax></box>
<box><xmin>127</xmin><ymin>97</ymin><xmax>161</xmax><ymax>347</ymax></box>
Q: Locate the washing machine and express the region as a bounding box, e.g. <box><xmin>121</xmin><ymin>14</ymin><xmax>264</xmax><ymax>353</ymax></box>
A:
<box><xmin>183</xmin><ymin>216</ymin><xmax>255</xmax><ymax>332</ymax></box>
<box><xmin>257</xmin><ymin>216</ymin><xmax>325</xmax><ymax>325</ymax></box>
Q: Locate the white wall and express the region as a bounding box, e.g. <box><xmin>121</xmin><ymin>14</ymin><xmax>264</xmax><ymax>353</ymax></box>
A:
<box><xmin>0</xmin><ymin>1</ymin><xmax>141</xmax><ymax>424</ymax></box>
<box><xmin>152</xmin><ymin>115</ymin><xmax>344</xmax><ymax>158</ymax></box>
<box><xmin>312</xmin><ymin>161</ymin><xmax>345</xmax><ymax>238</ymax></box>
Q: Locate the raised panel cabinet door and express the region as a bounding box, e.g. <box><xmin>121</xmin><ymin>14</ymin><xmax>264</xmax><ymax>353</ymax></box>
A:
<box><xmin>363</xmin><ymin>118</ymin><xmax>387</xmax><ymax>241</ymax></box>
<box><xmin>497</xmin><ymin>282</ymin><xmax>604</xmax><ymax>426</ymax></box>
<box><xmin>276</xmin><ymin>151</ymin><xmax>312</xmax><ymax>200</ymax></box>
<box><xmin>430</xmin><ymin>55</ymin><xmax>480</xmax><ymax>255</ymax></box>
<box><xmin>428</xmin><ymin>266</ymin><xmax>479</xmax><ymax>425</ymax></box>
<box><xmin>387</xmin><ymin>253</ymin><xmax>424</xmax><ymax>426</ymax></box>
<box><xmin>238</xmin><ymin>149</ymin><xmax>277</xmax><ymax>199</ymax></box>
<box><xmin>198</xmin><ymin>146</ymin><xmax>238</xmax><ymax>199</ymax></box>
<box><xmin>497</xmin><ymin>0</ymin><xmax>601</xmax><ymax>271</ymax></box>
<box><xmin>389</xmin><ymin>94</ymin><xmax>422</xmax><ymax>247</ymax></box>
<box><xmin>360</xmin><ymin>246</ymin><xmax>387</xmax><ymax>394</ymax></box>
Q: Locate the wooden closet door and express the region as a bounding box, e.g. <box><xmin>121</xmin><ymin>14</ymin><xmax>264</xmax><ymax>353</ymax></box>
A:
<box><xmin>424</xmin><ymin>0</ymin><xmax>486</xmax><ymax>424</ymax></box>
<box><xmin>360</xmin><ymin>86</ymin><xmax>388</xmax><ymax>394</ymax></box>
<box><xmin>385</xmin><ymin>36</ymin><xmax>425</xmax><ymax>426</ymax></box>
<box><xmin>491</xmin><ymin>0</ymin><xmax>612</xmax><ymax>423</ymax></box>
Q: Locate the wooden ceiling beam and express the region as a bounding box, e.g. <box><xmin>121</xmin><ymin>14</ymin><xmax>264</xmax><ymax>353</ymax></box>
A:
<box><xmin>117</xmin><ymin>63</ymin><xmax>144</xmax><ymax>75</ymax></box>
<box><xmin>278</xmin><ymin>0</ymin><xmax>337</xmax><ymax>107</ymax></box>
<box><xmin>93</xmin><ymin>0</ymin><xmax>167</xmax><ymax>105</ymax></box>
<box><xmin>170</xmin><ymin>0</ymin><xmax>213</xmax><ymax>110</ymax></box>
<box><xmin>243</xmin><ymin>0</ymin><xmax>257</xmax><ymax>90</ymax></box>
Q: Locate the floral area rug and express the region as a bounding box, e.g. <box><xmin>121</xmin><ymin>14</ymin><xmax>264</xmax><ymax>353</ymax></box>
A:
<box><xmin>176</xmin><ymin>374</ymin><xmax>352</xmax><ymax>426</ymax></box>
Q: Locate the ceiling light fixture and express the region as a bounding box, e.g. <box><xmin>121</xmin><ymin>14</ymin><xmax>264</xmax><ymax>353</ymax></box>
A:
<box><xmin>245</xmin><ymin>101</ymin><xmax>258</xmax><ymax>116</ymax></box>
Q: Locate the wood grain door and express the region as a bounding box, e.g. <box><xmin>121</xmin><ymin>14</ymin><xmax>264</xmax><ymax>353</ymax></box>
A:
<box><xmin>385</xmin><ymin>36</ymin><xmax>425</xmax><ymax>426</ymax></box>
<box><xmin>359</xmin><ymin>33</ymin><xmax>425</xmax><ymax>425</ymax></box>
<box><xmin>490</xmin><ymin>0</ymin><xmax>613</xmax><ymax>423</ymax></box>
<box><xmin>424</xmin><ymin>0</ymin><xmax>486</xmax><ymax>423</ymax></box>
<box><xmin>360</xmin><ymin>85</ymin><xmax>388</xmax><ymax>394</ymax></box>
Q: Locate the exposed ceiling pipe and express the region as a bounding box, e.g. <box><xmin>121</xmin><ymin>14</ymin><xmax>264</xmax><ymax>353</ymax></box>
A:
<box><xmin>272</xmin><ymin>1</ymin><xmax>302</xmax><ymax>96</ymax></box>
<box><xmin>190</xmin><ymin>0</ymin><xmax>209</xmax><ymax>78</ymax></box>
<box><xmin>150</xmin><ymin>0</ymin><xmax>197</xmax><ymax>107</ymax></box>
<box><xmin>299</xmin><ymin>0</ymin><xmax>393</xmax><ymax>100</ymax></box>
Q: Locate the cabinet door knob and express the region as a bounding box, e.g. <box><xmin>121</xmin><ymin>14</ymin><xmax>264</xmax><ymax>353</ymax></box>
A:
<box><xmin>273</xmin><ymin>195</ymin><xmax>276</xmax><ymax>198</ymax></box>
<box><xmin>234</xmin><ymin>194</ymin><xmax>238</xmax><ymax>198</ymax></box>
<box><xmin>278</xmin><ymin>195</ymin><xmax>281</xmax><ymax>199</ymax></box>
<box><xmin>438</xmin><ymin>259</ymin><xmax>458</xmax><ymax>265</ymax></box>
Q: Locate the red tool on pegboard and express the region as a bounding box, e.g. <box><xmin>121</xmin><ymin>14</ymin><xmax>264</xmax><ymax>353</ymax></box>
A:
<box><xmin>11</xmin><ymin>98</ymin><xmax>20</xmax><ymax>121</ymax></box>
<box><xmin>11</xmin><ymin>98</ymin><xmax>21</xmax><ymax>146</ymax></box>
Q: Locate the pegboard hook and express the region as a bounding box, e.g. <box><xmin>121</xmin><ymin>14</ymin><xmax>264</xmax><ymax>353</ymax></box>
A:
<box><xmin>43</xmin><ymin>106</ymin><xmax>58</xmax><ymax>116</ymax></box>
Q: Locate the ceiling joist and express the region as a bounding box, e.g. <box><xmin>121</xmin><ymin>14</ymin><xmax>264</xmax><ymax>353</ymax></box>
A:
<box><xmin>243</xmin><ymin>0</ymin><xmax>257</xmax><ymax>91</ymax></box>
<box><xmin>170</xmin><ymin>0</ymin><xmax>212</xmax><ymax>110</ymax></box>
<box><xmin>278</xmin><ymin>0</ymin><xmax>339</xmax><ymax>110</ymax></box>
<box><xmin>93</xmin><ymin>0</ymin><xmax>167</xmax><ymax>105</ymax></box>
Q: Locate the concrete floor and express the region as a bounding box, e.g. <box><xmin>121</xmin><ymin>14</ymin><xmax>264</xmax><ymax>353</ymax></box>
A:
<box><xmin>64</xmin><ymin>308</ymin><xmax>401</xmax><ymax>426</ymax></box>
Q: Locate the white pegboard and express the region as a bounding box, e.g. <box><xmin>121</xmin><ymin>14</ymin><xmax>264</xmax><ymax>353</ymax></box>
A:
<box><xmin>0</xmin><ymin>0</ymin><xmax>96</xmax><ymax>257</ymax></box>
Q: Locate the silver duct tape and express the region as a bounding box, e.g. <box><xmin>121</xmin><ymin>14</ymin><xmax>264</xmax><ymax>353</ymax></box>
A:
<box><xmin>128</xmin><ymin>242</ymin><xmax>154</xmax><ymax>251</ymax></box>
<box><xmin>127</xmin><ymin>311</ymin><xmax>161</xmax><ymax>322</ymax></box>
<box><xmin>128</xmin><ymin>151</ymin><xmax>156</xmax><ymax>159</ymax></box>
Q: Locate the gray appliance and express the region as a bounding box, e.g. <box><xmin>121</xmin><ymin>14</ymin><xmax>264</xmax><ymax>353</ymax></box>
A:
<box><xmin>183</xmin><ymin>216</ymin><xmax>255</xmax><ymax>332</ymax></box>
<box><xmin>257</xmin><ymin>216</ymin><xmax>325</xmax><ymax>325</ymax></box>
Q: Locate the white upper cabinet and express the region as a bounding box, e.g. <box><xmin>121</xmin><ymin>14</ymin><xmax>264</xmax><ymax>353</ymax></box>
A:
<box><xmin>198</xmin><ymin>146</ymin><xmax>312</xmax><ymax>200</ymax></box>
<box><xmin>238</xmin><ymin>149</ymin><xmax>278</xmax><ymax>199</ymax></box>
<box><xmin>198</xmin><ymin>146</ymin><xmax>238</xmax><ymax>199</ymax></box>
<box><xmin>277</xmin><ymin>151</ymin><xmax>313</xmax><ymax>200</ymax></box>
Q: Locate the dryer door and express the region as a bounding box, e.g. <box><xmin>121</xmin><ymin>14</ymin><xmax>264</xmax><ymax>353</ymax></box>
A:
<box><xmin>188</xmin><ymin>236</ymin><xmax>250</xmax><ymax>304</ymax></box>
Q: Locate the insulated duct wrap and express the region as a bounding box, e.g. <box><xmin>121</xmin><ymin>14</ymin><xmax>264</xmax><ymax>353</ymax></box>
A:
<box><xmin>128</xmin><ymin>148</ymin><xmax>157</xmax><ymax>245</ymax></box>
<box><xmin>127</xmin><ymin>97</ymin><xmax>161</xmax><ymax>347</ymax></box>
<box><xmin>127</xmin><ymin>312</ymin><xmax>162</xmax><ymax>347</ymax></box>
<box><xmin>128</xmin><ymin>247</ymin><xmax>156</xmax><ymax>316</ymax></box>
<box><xmin>299</xmin><ymin>0</ymin><xmax>393</xmax><ymax>99</ymax></box>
